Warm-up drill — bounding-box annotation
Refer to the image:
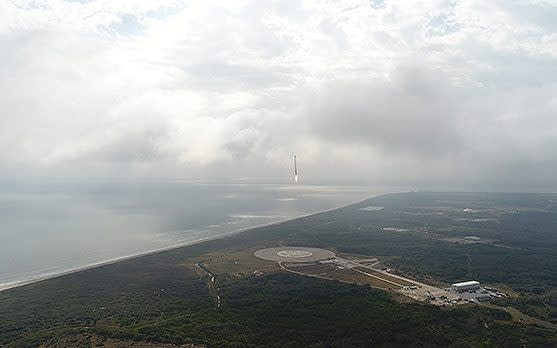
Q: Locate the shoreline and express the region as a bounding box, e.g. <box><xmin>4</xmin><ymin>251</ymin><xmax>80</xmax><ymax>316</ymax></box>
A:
<box><xmin>0</xmin><ymin>194</ymin><xmax>379</xmax><ymax>293</ymax></box>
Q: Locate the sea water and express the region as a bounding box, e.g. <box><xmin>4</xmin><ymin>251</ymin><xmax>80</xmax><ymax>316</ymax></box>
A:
<box><xmin>0</xmin><ymin>179</ymin><xmax>379</xmax><ymax>290</ymax></box>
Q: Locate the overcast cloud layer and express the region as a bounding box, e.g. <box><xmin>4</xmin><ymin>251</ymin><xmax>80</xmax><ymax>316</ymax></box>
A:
<box><xmin>2</xmin><ymin>0</ymin><xmax>557</xmax><ymax>190</ymax></box>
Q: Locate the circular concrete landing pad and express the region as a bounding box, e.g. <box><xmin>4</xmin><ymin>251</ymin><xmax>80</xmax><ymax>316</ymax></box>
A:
<box><xmin>254</xmin><ymin>247</ymin><xmax>335</xmax><ymax>263</ymax></box>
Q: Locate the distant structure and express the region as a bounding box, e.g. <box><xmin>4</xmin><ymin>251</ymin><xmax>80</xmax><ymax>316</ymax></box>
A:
<box><xmin>293</xmin><ymin>155</ymin><xmax>298</xmax><ymax>184</ymax></box>
<box><xmin>451</xmin><ymin>281</ymin><xmax>480</xmax><ymax>292</ymax></box>
<box><xmin>464</xmin><ymin>236</ymin><xmax>481</xmax><ymax>241</ymax></box>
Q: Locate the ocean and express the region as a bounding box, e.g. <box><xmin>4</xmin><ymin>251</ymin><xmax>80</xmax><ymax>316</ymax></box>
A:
<box><xmin>0</xmin><ymin>179</ymin><xmax>380</xmax><ymax>290</ymax></box>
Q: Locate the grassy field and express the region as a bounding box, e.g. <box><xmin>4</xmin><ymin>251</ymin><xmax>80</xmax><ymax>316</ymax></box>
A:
<box><xmin>325</xmin><ymin>268</ymin><xmax>402</xmax><ymax>289</ymax></box>
<box><xmin>197</xmin><ymin>247</ymin><xmax>279</xmax><ymax>277</ymax></box>
<box><xmin>353</xmin><ymin>267</ymin><xmax>415</xmax><ymax>287</ymax></box>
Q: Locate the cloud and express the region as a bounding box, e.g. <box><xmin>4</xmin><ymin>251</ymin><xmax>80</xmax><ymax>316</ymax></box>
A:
<box><xmin>1</xmin><ymin>0</ymin><xmax>557</xmax><ymax>190</ymax></box>
<box><xmin>302</xmin><ymin>64</ymin><xmax>462</xmax><ymax>158</ymax></box>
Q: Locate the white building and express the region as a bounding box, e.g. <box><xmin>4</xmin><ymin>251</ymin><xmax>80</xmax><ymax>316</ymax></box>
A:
<box><xmin>451</xmin><ymin>280</ymin><xmax>480</xmax><ymax>292</ymax></box>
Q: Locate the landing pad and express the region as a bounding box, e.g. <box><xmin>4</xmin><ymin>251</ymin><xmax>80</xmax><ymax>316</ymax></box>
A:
<box><xmin>254</xmin><ymin>247</ymin><xmax>335</xmax><ymax>263</ymax></box>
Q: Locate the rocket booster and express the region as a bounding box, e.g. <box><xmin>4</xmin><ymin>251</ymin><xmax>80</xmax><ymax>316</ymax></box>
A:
<box><xmin>294</xmin><ymin>155</ymin><xmax>298</xmax><ymax>183</ymax></box>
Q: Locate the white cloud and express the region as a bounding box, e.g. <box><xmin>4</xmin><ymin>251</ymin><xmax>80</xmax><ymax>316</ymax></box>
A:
<box><xmin>1</xmin><ymin>0</ymin><xmax>557</xmax><ymax>189</ymax></box>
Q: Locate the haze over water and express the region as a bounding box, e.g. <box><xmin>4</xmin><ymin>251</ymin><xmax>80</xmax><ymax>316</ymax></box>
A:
<box><xmin>0</xmin><ymin>179</ymin><xmax>380</xmax><ymax>290</ymax></box>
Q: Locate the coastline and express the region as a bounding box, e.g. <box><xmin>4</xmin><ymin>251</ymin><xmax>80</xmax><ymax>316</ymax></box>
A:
<box><xmin>0</xmin><ymin>194</ymin><xmax>379</xmax><ymax>293</ymax></box>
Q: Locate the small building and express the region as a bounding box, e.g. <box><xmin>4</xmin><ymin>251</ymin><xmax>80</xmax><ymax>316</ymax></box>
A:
<box><xmin>475</xmin><ymin>293</ymin><xmax>491</xmax><ymax>301</ymax></box>
<box><xmin>451</xmin><ymin>280</ymin><xmax>480</xmax><ymax>292</ymax></box>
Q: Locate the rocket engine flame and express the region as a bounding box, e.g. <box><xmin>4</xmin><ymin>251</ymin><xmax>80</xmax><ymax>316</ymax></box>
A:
<box><xmin>294</xmin><ymin>174</ymin><xmax>298</xmax><ymax>184</ymax></box>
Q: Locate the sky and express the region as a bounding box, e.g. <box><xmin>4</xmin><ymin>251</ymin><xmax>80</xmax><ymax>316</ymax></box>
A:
<box><xmin>2</xmin><ymin>0</ymin><xmax>557</xmax><ymax>190</ymax></box>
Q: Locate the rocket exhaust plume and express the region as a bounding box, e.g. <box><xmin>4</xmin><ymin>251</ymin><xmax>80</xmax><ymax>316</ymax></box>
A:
<box><xmin>294</xmin><ymin>155</ymin><xmax>298</xmax><ymax>184</ymax></box>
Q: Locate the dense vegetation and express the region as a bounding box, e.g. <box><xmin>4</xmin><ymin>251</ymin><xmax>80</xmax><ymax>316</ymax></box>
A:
<box><xmin>285</xmin><ymin>193</ymin><xmax>557</xmax><ymax>290</ymax></box>
<box><xmin>270</xmin><ymin>192</ymin><xmax>557</xmax><ymax>322</ymax></box>
<box><xmin>2</xmin><ymin>267</ymin><xmax>555</xmax><ymax>347</ymax></box>
<box><xmin>2</xmin><ymin>192</ymin><xmax>557</xmax><ymax>346</ymax></box>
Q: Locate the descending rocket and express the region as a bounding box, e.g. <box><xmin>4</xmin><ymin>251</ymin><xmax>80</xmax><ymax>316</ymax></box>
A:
<box><xmin>294</xmin><ymin>155</ymin><xmax>298</xmax><ymax>184</ymax></box>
